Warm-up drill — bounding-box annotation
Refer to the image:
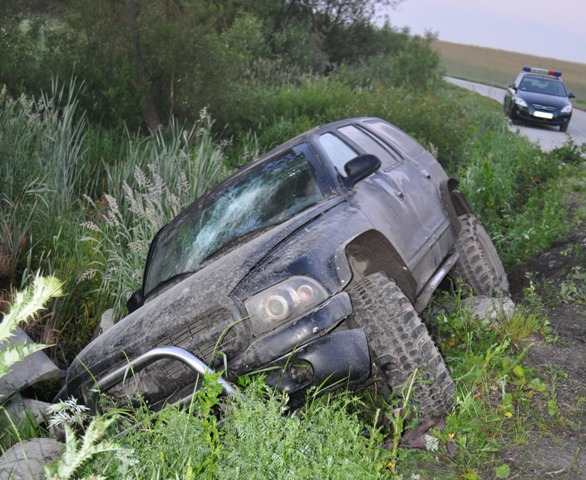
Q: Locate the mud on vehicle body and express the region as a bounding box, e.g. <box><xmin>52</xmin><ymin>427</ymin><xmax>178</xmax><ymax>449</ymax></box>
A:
<box><xmin>63</xmin><ymin>117</ymin><xmax>509</xmax><ymax>418</ymax></box>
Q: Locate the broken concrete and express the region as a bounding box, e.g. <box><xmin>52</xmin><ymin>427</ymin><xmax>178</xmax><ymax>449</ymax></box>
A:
<box><xmin>0</xmin><ymin>328</ymin><xmax>61</xmax><ymax>400</ymax></box>
<box><xmin>1</xmin><ymin>394</ymin><xmax>52</xmax><ymax>426</ymax></box>
<box><xmin>0</xmin><ymin>438</ymin><xmax>63</xmax><ymax>480</ymax></box>
<box><xmin>462</xmin><ymin>295</ymin><xmax>516</xmax><ymax>323</ymax></box>
<box><xmin>91</xmin><ymin>308</ymin><xmax>114</xmax><ymax>340</ymax></box>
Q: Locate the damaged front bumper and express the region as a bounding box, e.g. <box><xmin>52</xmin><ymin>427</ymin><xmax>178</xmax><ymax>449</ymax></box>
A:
<box><xmin>230</xmin><ymin>292</ymin><xmax>371</xmax><ymax>401</ymax></box>
<box><xmin>82</xmin><ymin>345</ymin><xmax>239</xmax><ymax>411</ymax></box>
<box><xmin>74</xmin><ymin>291</ymin><xmax>371</xmax><ymax>408</ymax></box>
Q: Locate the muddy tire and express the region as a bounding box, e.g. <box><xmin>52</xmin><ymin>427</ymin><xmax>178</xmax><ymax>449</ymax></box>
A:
<box><xmin>347</xmin><ymin>272</ymin><xmax>454</xmax><ymax>418</ymax></box>
<box><xmin>450</xmin><ymin>214</ymin><xmax>509</xmax><ymax>296</ymax></box>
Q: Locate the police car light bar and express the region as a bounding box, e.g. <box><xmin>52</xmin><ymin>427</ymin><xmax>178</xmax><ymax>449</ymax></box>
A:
<box><xmin>523</xmin><ymin>66</ymin><xmax>562</xmax><ymax>77</ymax></box>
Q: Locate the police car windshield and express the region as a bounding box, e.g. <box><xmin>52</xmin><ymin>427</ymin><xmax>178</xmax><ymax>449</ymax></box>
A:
<box><xmin>519</xmin><ymin>76</ymin><xmax>567</xmax><ymax>97</ymax></box>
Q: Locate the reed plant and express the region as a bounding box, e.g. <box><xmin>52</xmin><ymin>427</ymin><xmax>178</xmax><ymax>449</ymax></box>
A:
<box><xmin>0</xmin><ymin>79</ymin><xmax>88</xmax><ymax>282</ymax></box>
<box><xmin>81</xmin><ymin>112</ymin><xmax>230</xmax><ymax>320</ymax></box>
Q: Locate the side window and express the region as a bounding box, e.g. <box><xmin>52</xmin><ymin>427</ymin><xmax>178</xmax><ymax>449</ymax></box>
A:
<box><xmin>365</xmin><ymin>120</ymin><xmax>423</xmax><ymax>158</ymax></box>
<box><xmin>319</xmin><ymin>133</ymin><xmax>358</xmax><ymax>177</ymax></box>
<box><xmin>338</xmin><ymin>125</ymin><xmax>400</xmax><ymax>169</ymax></box>
<box><xmin>514</xmin><ymin>73</ymin><xmax>524</xmax><ymax>88</ymax></box>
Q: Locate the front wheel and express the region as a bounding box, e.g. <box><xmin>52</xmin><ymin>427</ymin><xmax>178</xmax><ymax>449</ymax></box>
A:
<box><xmin>560</xmin><ymin>124</ymin><xmax>569</xmax><ymax>133</ymax></box>
<box><xmin>347</xmin><ymin>273</ymin><xmax>454</xmax><ymax>418</ymax></box>
<box><xmin>450</xmin><ymin>214</ymin><xmax>509</xmax><ymax>296</ymax></box>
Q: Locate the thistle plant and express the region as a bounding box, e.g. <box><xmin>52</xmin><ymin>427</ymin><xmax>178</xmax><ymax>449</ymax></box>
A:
<box><xmin>46</xmin><ymin>397</ymin><xmax>91</xmax><ymax>430</ymax></box>
<box><xmin>0</xmin><ymin>275</ymin><xmax>63</xmax><ymax>379</ymax></box>
<box><xmin>44</xmin><ymin>412</ymin><xmax>137</xmax><ymax>480</ymax></box>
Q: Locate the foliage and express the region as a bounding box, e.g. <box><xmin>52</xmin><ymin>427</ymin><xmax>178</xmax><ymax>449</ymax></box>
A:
<box><xmin>0</xmin><ymin>276</ymin><xmax>63</xmax><ymax>378</ymax></box>
<box><xmin>45</xmin><ymin>398</ymin><xmax>136</xmax><ymax>480</ymax></box>
<box><xmin>0</xmin><ymin>0</ymin><xmax>436</xmax><ymax>129</ymax></box>
<box><xmin>69</xmin><ymin>376</ymin><xmax>387</xmax><ymax>479</ymax></box>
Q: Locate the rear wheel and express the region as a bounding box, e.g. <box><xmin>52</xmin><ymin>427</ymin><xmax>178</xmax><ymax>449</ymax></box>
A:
<box><xmin>450</xmin><ymin>214</ymin><xmax>509</xmax><ymax>296</ymax></box>
<box><xmin>347</xmin><ymin>272</ymin><xmax>454</xmax><ymax>418</ymax></box>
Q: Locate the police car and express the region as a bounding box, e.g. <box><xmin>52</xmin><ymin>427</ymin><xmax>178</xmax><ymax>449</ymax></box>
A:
<box><xmin>503</xmin><ymin>67</ymin><xmax>575</xmax><ymax>132</ymax></box>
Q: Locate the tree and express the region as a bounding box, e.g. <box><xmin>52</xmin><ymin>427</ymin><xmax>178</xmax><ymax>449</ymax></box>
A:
<box><xmin>123</xmin><ymin>0</ymin><xmax>162</xmax><ymax>130</ymax></box>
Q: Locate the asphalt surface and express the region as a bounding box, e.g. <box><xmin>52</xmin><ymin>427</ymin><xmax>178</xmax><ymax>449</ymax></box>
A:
<box><xmin>446</xmin><ymin>77</ymin><xmax>586</xmax><ymax>152</ymax></box>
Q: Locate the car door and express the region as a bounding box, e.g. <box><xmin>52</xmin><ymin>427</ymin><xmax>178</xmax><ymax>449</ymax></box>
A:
<box><xmin>315</xmin><ymin>125</ymin><xmax>433</xmax><ymax>293</ymax></box>
<box><xmin>362</xmin><ymin>119</ymin><xmax>455</xmax><ymax>255</ymax></box>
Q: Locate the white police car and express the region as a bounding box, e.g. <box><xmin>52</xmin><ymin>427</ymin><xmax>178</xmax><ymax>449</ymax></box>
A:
<box><xmin>504</xmin><ymin>67</ymin><xmax>575</xmax><ymax>132</ymax></box>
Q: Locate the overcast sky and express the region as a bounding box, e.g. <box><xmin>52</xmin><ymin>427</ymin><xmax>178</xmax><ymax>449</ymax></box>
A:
<box><xmin>378</xmin><ymin>0</ymin><xmax>586</xmax><ymax>64</ymax></box>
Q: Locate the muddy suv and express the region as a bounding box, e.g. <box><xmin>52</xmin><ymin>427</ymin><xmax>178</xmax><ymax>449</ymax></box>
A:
<box><xmin>64</xmin><ymin>117</ymin><xmax>509</xmax><ymax>418</ymax></box>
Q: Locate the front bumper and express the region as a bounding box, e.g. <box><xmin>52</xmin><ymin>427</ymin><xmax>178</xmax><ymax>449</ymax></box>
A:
<box><xmin>229</xmin><ymin>292</ymin><xmax>353</xmax><ymax>373</ymax></box>
<box><xmin>511</xmin><ymin>105</ymin><xmax>571</xmax><ymax>127</ymax></box>
<box><xmin>65</xmin><ymin>292</ymin><xmax>364</xmax><ymax>408</ymax></box>
<box><xmin>263</xmin><ymin>329</ymin><xmax>371</xmax><ymax>403</ymax></box>
<box><xmin>229</xmin><ymin>291</ymin><xmax>371</xmax><ymax>401</ymax></box>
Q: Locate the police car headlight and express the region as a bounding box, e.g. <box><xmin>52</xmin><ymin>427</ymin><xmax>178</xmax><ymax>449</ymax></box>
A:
<box><xmin>514</xmin><ymin>97</ymin><xmax>528</xmax><ymax>108</ymax></box>
<box><xmin>245</xmin><ymin>277</ymin><xmax>328</xmax><ymax>335</ymax></box>
<box><xmin>561</xmin><ymin>104</ymin><xmax>572</xmax><ymax>114</ymax></box>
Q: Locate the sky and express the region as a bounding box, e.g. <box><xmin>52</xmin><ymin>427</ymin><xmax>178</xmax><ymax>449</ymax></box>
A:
<box><xmin>377</xmin><ymin>0</ymin><xmax>586</xmax><ymax>65</ymax></box>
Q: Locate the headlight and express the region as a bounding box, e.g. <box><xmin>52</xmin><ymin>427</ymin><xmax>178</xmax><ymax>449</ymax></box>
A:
<box><xmin>514</xmin><ymin>97</ymin><xmax>528</xmax><ymax>108</ymax></box>
<box><xmin>561</xmin><ymin>104</ymin><xmax>572</xmax><ymax>114</ymax></box>
<box><xmin>245</xmin><ymin>277</ymin><xmax>329</xmax><ymax>335</ymax></box>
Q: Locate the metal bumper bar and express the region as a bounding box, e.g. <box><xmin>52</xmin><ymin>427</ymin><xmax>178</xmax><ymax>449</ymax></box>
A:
<box><xmin>88</xmin><ymin>346</ymin><xmax>239</xmax><ymax>408</ymax></box>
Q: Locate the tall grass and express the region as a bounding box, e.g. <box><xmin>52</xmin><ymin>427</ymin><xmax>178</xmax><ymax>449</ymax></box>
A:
<box><xmin>0</xmin><ymin>80</ymin><xmax>89</xmax><ymax>286</ymax></box>
<box><xmin>81</xmin><ymin>113</ymin><xmax>230</xmax><ymax>320</ymax></box>
<box><xmin>0</xmin><ymin>80</ymin><xmax>88</xmax><ymax>220</ymax></box>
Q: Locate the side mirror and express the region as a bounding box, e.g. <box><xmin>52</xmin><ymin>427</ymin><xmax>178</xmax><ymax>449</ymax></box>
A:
<box><xmin>509</xmin><ymin>84</ymin><xmax>517</xmax><ymax>90</ymax></box>
<box><xmin>569</xmin><ymin>92</ymin><xmax>576</xmax><ymax>99</ymax></box>
<box><xmin>343</xmin><ymin>154</ymin><xmax>381</xmax><ymax>188</ymax></box>
<box><xmin>127</xmin><ymin>289</ymin><xmax>144</xmax><ymax>314</ymax></box>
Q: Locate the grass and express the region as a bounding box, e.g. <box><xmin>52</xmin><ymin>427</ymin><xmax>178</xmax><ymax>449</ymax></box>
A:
<box><xmin>434</xmin><ymin>40</ymin><xmax>586</xmax><ymax>110</ymax></box>
<box><xmin>24</xmin><ymin>286</ymin><xmax>557</xmax><ymax>480</ymax></box>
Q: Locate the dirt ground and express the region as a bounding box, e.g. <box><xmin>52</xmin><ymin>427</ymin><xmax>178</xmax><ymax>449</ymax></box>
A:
<box><xmin>504</xmin><ymin>223</ymin><xmax>586</xmax><ymax>479</ymax></box>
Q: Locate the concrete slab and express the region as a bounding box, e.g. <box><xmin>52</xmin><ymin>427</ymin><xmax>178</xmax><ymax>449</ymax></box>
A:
<box><xmin>462</xmin><ymin>295</ymin><xmax>516</xmax><ymax>323</ymax></box>
<box><xmin>0</xmin><ymin>328</ymin><xmax>61</xmax><ymax>400</ymax></box>
<box><xmin>91</xmin><ymin>308</ymin><xmax>114</xmax><ymax>339</ymax></box>
<box><xmin>1</xmin><ymin>395</ymin><xmax>52</xmax><ymax>425</ymax></box>
<box><xmin>0</xmin><ymin>438</ymin><xmax>62</xmax><ymax>480</ymax></box>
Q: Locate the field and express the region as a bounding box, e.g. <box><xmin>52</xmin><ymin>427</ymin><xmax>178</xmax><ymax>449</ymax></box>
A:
<box><xmin>434</xmin><ymin>40</ymin><xmax>586</xmax><ymax>110</ymax></box>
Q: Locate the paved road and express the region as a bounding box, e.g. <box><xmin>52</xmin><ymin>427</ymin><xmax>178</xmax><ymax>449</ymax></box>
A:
<box><xmin>446</xmin><ymin>77</ymin><xmax>586</xmax><ymax>152</ymax></box>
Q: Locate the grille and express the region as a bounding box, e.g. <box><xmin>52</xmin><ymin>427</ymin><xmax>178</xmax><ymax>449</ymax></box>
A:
<box><xmin>104</xmin><ymin>307</ymin><xmax>248</xmax><ymax>404</ymax></box>
<box><xmin>153</xmin><ymin>307</ymin><xmax>244</xmax><ymax>378</ymax></box>
<box><xmin>532</xmin><ymin>104</ymin><xmax>556</xmax><ymax>112</ymax></box>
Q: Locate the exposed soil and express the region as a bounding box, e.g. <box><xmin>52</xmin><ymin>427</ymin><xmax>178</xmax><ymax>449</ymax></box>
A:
<box><xmin>503</xmin><ymin>224</ymin><xmax>586</xmax><ymax>479</ymax></box>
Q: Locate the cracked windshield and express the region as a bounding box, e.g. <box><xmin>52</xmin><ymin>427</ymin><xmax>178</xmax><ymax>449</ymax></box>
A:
<box><xmin>145</xmin><ymin>150</ymin><xmax>324</xmax><ymax>294</ymax></box>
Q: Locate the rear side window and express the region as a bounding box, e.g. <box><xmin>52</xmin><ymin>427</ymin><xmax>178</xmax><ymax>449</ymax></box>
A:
<box><xmin>365</xmin><ymin>120</ymin><xmax>423</xmax><ymax>157</ymax></box>
<box><xmin>338</xmin><ymin>125</ymin><xmax>400</xmax><ymax>169</ymax></box>
<box><xmin>319</xmin><ymin>133</ymin><xmax>358</xmax><ymax>177</ymax></box>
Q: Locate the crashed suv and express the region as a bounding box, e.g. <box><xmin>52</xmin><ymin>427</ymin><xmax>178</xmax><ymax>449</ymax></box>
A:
<box><xmin>63</xmin><ymin>117</ymin><xmax>509</xmax><ymax>419</ymax></box>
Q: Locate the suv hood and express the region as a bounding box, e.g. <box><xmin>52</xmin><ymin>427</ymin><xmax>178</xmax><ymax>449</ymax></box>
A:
<box><xmin>66</xmin><ymin>197</ymin><xmax>343</xmax><ymax>389</ymax></box>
